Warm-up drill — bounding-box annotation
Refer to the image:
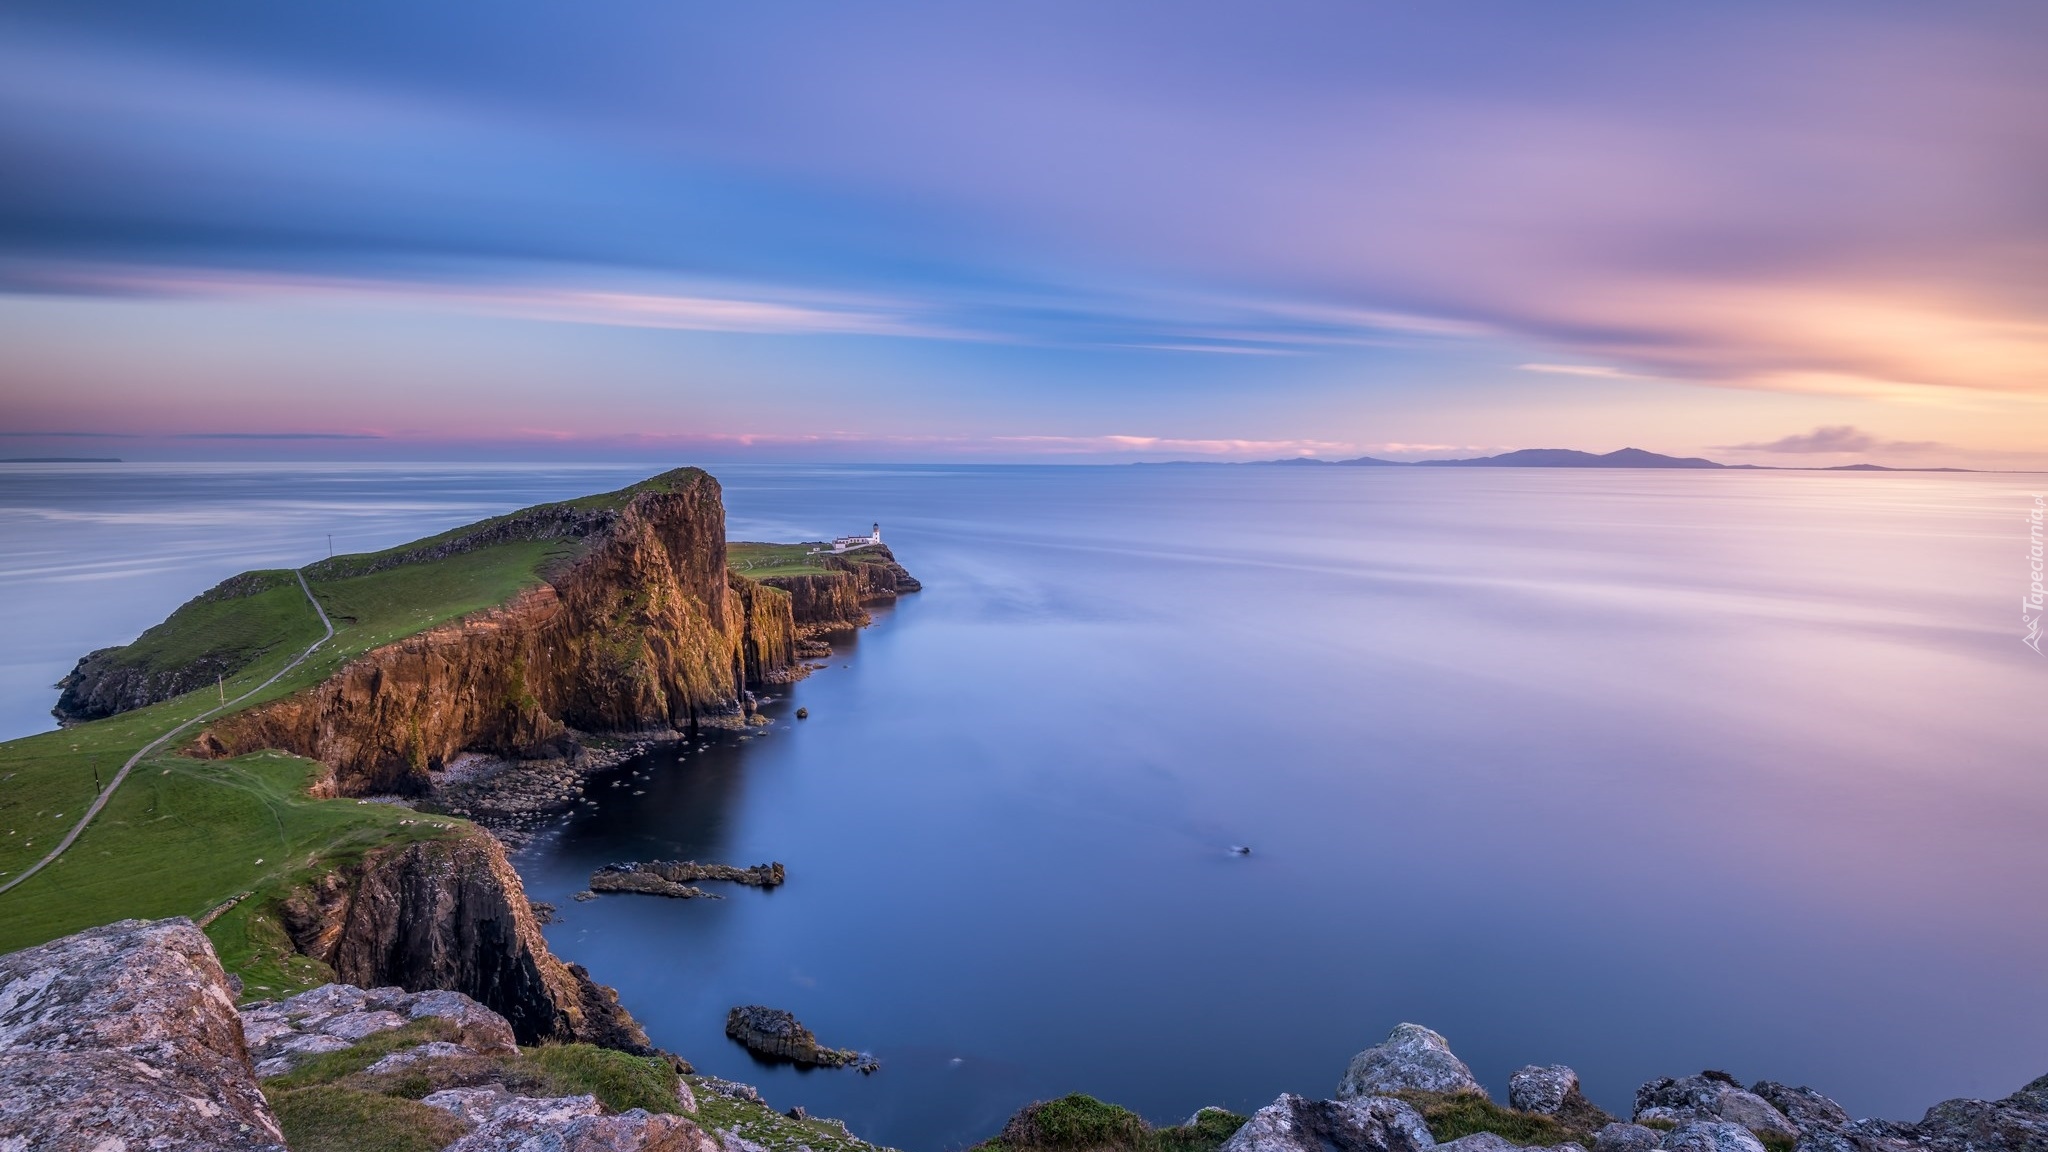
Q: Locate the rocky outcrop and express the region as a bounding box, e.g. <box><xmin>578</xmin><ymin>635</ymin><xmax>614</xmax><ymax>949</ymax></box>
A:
<box><xmin>0</xmin><ymin>918</ymin><xmax>287</xmax><ymax>1151</ymax></box>
<box><xmin>1509</xmin><ymin>1064</ymin><xmax>1614</xmax><ymax>1129</ymax></box>
<box><xmin>1637</xmin><ymin>1073</ymin><xmax>1798</xmax><ymax>1138</ymax></box>
<box><xmin>1753</xmin><ymin>1083</ymin><xmax>1852</xmax><ymax>1135</ymax></box>
<box><xmin>1338</xmin><ymin>1023</ymin><xmax>1486</xmax><ymax>1099</ymax></box>
<box><xmin>425</xmin><ymin>1085</ymin><xmax>719</xmax><ymax>1152</ymax></box>
<box><xmin>194</xmin><ymin>469</ymin><xmax>806</xmax><ymax>795</ymax></box>
<box><xmin>278</xmin><ymin>826</ymin><xmax>651</xmax><ymax>1052</ymax></box>
<box><xmin>1595</xmin><ymin>1123</ymin><xmax>1666</xmax><ymax>1152</ymax></box>
<box><xmin>53</xmin><ymin>570</ymin><xmax>304</xmax><ymax>723</ymax></box>
<box><xmin>239</xmin><ymin>981</ymin><xmax>520</xmax><ymax>1078</ymax></box>
<box><xmin>1221</xmin><ymin>1094</ymin><xmax>1435</xmax><ymax>1152</ymax></box>
<box><xmin>1513</xmin><ymin>1065</ymin><xmax>1584</xmax><ymax>1114</ymax></box>
<box><xmin>760</xmin><ymin>545</ymin><xmax>920</xmax><ymax>637</ymax></box>
<box><xmin>1661</xmin><ymin>1122</ymin><xmax>1770</xmax><ymax>1152</ymax></box>
<box><xmin>1912</xmin><ymin>1077</ymin><xmax>2048</xmax><ymax>1152</ymax></box>
<box><xmin>592</xmin><ymin>860</ymin><xmax>787</xmax><ymax>899</ymax></box>
<box><xmin>724</xmin><ymin>1006</ymin><xmax>875</xmax><ymax>1071</ymax></box>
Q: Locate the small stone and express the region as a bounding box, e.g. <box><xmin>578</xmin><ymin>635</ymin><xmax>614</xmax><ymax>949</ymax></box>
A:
<box><xmin>796</xmin><ymin>708</ymin><xmax>809</xmax><ymax>719</ymax></box>
<box><xmin>1511</xmin><ymin>1065</ymin><xmax>1582</xmax><ymax>1115</ymax></box>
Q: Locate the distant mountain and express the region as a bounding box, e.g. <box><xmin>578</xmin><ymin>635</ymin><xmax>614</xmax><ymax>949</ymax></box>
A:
<box><xmin>0</xmin><ymin>456</ymin><xmax>123</xmax><ymax>464</ymax></box>
<box><xmin>1408</xmin><ymin>447</ymin><xmax>1729</xmax><ymax>469</ymax></box>
<box><xmin>1239</xmin><ymin>447</ymin><xmax>1982</xmax><ymax>471</ymax></box>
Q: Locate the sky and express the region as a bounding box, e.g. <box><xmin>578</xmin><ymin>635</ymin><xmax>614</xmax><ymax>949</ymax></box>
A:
<box><xmin>1</xmin><ymin>2</ymin><xmax>2044</xmax><ymax>465</ymax></box>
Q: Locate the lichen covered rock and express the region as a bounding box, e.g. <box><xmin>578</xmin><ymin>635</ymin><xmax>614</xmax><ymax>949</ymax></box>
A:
<box><xmin>1338</xmin><ymin>1023</ymin><xmax>1485</xmax><ymax>1099</ymax></box>
<box><xmin>1636</xmin><ymin>1074</ymin><xmax>1797</xmax><ymax>1138</ymax></box>
<box><xmin>1221</xmin><ymin>1094</ymin><xmax>1436</xmax><ymax>1152</ymax></box>
<box><xmin>0</xmin><ymin>918</ymin><xmax>286</xmax><ymax>1150</ymax></box>
<box><xmin>239</xmin><ymin>981</ymin><xmax>518</xmax><ymax>1077</ymax></box>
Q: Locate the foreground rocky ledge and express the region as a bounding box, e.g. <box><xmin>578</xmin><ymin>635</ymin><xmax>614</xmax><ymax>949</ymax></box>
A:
<box><xmin>5</xmin><ymin>922</ymin><xmax>2041</xmax><ymax>1152</ymax></box>
<box><xmin>0</xmin><ymin>918</ymin><xmax>893</xmax><ymax>1152</ymax></box>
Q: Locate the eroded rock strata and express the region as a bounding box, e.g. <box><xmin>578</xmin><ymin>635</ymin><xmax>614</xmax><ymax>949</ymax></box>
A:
<box><xmin>724</xmin><ymin>1005</ymin><xmax>876</xmax><ymax>1072</ymax></box>
<box><xmin>279</xmin><ymin>826</ymin><xmax>651</xmax><ymax>1052</ymax></box>
<box><xmin>192</xmin><ymin>469</ymin><xmax>806</xmax><ymax>795</ymax></box>
<box><xmin>591</xmin><ymin>860</ymin><xmax>787</xmax><ymax>898</ymax></box>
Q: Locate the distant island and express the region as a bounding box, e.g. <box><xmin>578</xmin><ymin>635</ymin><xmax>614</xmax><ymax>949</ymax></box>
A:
<box><xmin>1243</xmin><ymin>447</ymin><xmax>1972</xmax><ymax>471</ymax></box>
<box><xmin>0</xmin><ymin>456</ymin><xmax>123</xmax><ymax>463</ymax></box>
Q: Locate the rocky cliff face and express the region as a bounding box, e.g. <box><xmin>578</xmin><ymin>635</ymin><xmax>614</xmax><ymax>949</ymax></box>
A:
<box><xmin>193</xmin><ymin>470</ymin><xmax>802</xmax><ymax>795</ymax></box>
<box><xmin>53</xmin><ymin>570</ymin><xmax>305</xmax><ymax>724</ymax></box>
<box><xmin>278</xmin><ymin>827</ymin><xmax>650</xmax><ymax>1052</ymax></box>
<box><xmin>0</xmin><ymin>918</ymin><xmax>288</xmax><ymax>1150</ymax></box>
<box><xmin>763</xmin><ymin>545</ymin><xmax>921</xmax><ymax>636</ymax></box>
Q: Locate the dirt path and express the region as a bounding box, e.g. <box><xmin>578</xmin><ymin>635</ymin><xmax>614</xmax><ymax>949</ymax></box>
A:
<box><xmin>0</xmin><ymin>570</ymin><xmax>334</xmax><ymax>898</ymax></box>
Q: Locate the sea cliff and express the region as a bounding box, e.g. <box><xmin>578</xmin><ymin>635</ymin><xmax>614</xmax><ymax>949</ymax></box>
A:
<box><xmin>189</xmin><ymin>469</ymin><xmax>804</xmax><ymax>795</ymax></box>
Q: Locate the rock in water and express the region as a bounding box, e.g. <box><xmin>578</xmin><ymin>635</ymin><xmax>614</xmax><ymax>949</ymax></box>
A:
<box><xmin>1338</xmin><ymin>1023</ymin><xmax>1485</xmax><ymax>1099</ymax></box>
<box><xmin>724</xmin><ymin>1005</ymin><xmax>876</xmax><ymax>1071</ymax></box>
<box><xmin>1222</xmin><ymin>1094</ymin><xmax>1435</xmax><ymax>1152</ymax></box>
<box><xmin>0</xmin><ymin>918</ymin><xmax>288</xmax><ymax>1150</ymax></box>
<box><xmin>592</xmin><ymin>860</ymin><xmax>786</xmax><ymax>899</ymax></box>
<box><xmin>1660</xmin><ymin>1121</ymin><xmax>1770</xmax><ymax>1152</ymax></box>
<box><xmin>1511</xmin><ymin>1065</ymin><xmax>1583</xmax><ymax>1114</ymax></box>
<box><xmin>1749</xmin><ymin>1082</ymin><xmax>1850</xmax><ymax>1135</ymax></box>
<box><xmin>1636</xmin><ymin>1073</ymin><xmax>1798</xmax><ymax>1138</ymax></box>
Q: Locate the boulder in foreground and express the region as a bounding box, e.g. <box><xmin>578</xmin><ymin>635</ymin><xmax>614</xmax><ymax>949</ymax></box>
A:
<box><xmin>0</xmin><ymin>918</ymin><xmax>287</xmax><ymax>1151</ymax></box>
<box><xmin>1222</xmin><ymin>1093</ymin><xmax>1436</xmax><ymax>1152</ymax></box>
<box><xmin>1338</xmin><ymin>1023</ymin><xmax>1486</xmax><ymax>1100</ymax></box>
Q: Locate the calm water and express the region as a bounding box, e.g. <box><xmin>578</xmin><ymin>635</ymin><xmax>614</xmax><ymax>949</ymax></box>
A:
<box><xmin>3</xmin><ymin>463</ymin><xmax>2044</xmax><ymax>1149</ymax></box>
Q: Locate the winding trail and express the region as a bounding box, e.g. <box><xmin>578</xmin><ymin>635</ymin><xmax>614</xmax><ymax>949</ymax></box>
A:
<box><xmin>0</xmin><ymin>570</ymin><xmax>334</xmax><ymax>898</ymax></box>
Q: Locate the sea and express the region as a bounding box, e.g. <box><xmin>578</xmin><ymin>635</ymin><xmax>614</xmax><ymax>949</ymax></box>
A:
<box><xmin>1</xmin><ymin>461</ymin><xmax>2042</xmax><ymax>1150</ymax></box>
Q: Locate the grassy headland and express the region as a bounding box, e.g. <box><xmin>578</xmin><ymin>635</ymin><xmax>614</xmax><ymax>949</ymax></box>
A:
<box><xmin>0</xmin><ymin>468</ymin><xmax>721</xmax><ymax>991</ymax></box>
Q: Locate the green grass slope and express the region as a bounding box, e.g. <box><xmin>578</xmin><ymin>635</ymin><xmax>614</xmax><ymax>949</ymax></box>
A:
<box><xmin>0</xmin><ymin>469</ymin><xmax>718</xmax><ymax>984</ymax></box>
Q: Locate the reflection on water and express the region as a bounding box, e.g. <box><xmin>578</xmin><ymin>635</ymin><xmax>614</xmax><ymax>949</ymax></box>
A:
<box><xmin>4</xmin><ymin>463</ymin><xmax>2045</xmax><ymax>1151</ymax></box>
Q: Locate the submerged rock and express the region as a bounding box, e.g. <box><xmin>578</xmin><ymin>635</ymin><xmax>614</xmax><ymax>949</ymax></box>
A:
<box><xmin>1637</xmin><ymin>1073</ymin><xmax>1798</xmax><ymax>1137</ymax></box>
<box><xmin>724</xmin><ymin>1006</ymin><xmax>876</xmax><ymax>1071</ymax></box>
<box><xmin>1338</xmin><ymin>1023</ymin><xmax>1485</xmax><ymax>1099</ymax></box>
<box><xmin>1222</xmin><ymin>1094</ymin><xmax>1436</xmax><ymax>1152</ymax></box>
<box><xmin>0</xmin><ymin>918</ymin><xmax>287</xmax><ymax>1150</ymax></box>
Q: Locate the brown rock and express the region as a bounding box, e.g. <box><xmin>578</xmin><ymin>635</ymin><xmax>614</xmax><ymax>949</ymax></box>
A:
<box><xmin>280</xmin><ymin>826</ymin><xmax>652</xmax><ymax>1051</ymax></box>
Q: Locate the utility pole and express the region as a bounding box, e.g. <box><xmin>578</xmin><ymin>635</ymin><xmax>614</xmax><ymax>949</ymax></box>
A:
<box><xmin>91</xmin><ymin>757</ymin><xmax>100</xmax><ymax>795</ymax></box>
<box><xmin>218</xmin><ymin>673</ymin><xmax>225</xmax><ymax>704</ymax></box>
<box><xmin>327</xmin><ymin>533</ymin><xmax>333</xmax><ymax>557</ymax></box>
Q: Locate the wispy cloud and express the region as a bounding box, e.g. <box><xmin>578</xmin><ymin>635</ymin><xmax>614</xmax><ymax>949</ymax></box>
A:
<box><xmin>1723</xmin><ymin>425</ymin><xmax>1942</xmax><ymax>455</ymax></box>
<box><xmin>1518</xmin><ymin>364</ymin><xmax>1660</xmax><ymax>381</ymax></box>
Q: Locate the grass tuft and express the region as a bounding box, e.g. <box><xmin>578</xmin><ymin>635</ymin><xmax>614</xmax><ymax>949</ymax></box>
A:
<box><xmin>1392</xmin><ymin>1091</ymin><xmax>1590</xmax><ymax>1147</ymax></box>
<box><xmin>522</xmin><ymin>1043</ymin><xmax>684</xmax><ymax>1115</ymax></box>
<box><xmin>267</xmin><ymin>1085</ymin><xmax>468</xmax><ymax>1152</ymax></box>
<box><xmin>262</xmin><ymin>1018</ymin><xmax>466</xmax><ymax>1091</ymax></box>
